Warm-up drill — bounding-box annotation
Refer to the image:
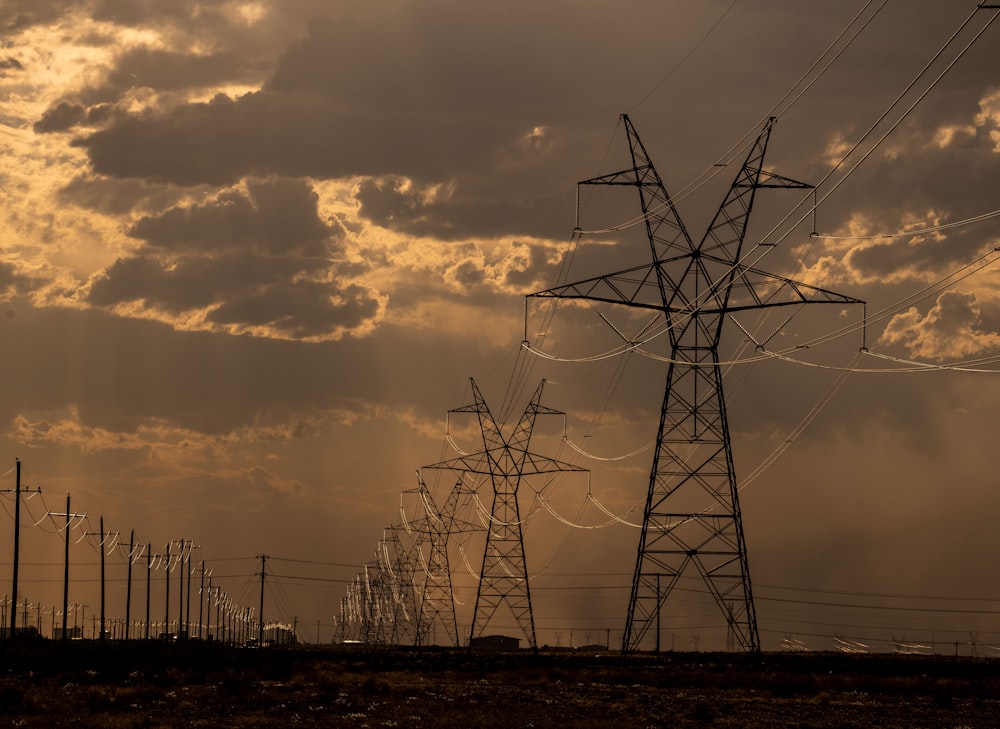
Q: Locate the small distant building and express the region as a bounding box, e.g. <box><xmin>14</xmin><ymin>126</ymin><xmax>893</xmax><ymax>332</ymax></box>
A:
<box><xmin>53</xmin><ymin>626</ymin><xmax>83</xmax><ymax>640</ymax></box>
<box><xmin>470</xmin><ymin>634</ymin><xmax>520</xmax><ymax>651</ymax></box>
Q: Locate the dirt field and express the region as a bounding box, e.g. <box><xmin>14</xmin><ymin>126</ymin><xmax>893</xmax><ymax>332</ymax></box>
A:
<box><xmin>1</xmin><ymin>640</ymin><xmax>998</xmax><ymax>727</ymax></box>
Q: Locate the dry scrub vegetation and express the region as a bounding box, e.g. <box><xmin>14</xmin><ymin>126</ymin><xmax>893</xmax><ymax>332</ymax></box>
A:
<box><xmin>1</xmin><ymin>640</ymin><xmax>998</xmax><ymax>727</ymax></box>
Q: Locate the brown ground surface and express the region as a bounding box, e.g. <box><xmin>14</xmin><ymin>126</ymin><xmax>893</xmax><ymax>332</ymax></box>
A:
<box><xmin>1</xmin><ymin>641</ymin><xmax>998</xmax><ymax>727</ymax></box>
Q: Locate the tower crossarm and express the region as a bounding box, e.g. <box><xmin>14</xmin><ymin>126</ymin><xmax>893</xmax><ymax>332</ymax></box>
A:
<box><xmin>529</xmin><ymin>258</ymin><xmax>863</xmax><ymax>316</ymax></box>
<box><xmin>735</xmin><ymin>168</ymin><xmax>814</xmax><ymax>189</ymax></box>
<box><xmin>424</xmin><ymin>450</ymin><xmax>585</xmax><ymax>478</ymax></box>
<box><xmin>712</xmin><ymin>259</ymin><xmax>865</xmax><ymax>313</ymax></box>
<box><xmin>528</xmin><ymin>261</ymin><xmax>682</xmax><ymax>312</ymax></box>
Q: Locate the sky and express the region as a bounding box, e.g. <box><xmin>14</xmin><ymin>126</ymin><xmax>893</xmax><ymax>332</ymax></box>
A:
<box><xmin>2</xmin><ymin>0</ymin><xmax>1000</xmax><ymax>651</ymax></box>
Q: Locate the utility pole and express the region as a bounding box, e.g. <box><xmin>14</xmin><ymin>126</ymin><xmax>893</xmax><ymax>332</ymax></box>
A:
<box><xmin>176</xmin><ymin>540</ymin><xmax>186</xmax><ymax>638</ymax></box>
<box><xmin>4</xmin><ymin>459</ymin><xmax>41</xmax><ymax>638</ymax></box>
<box><xmin>145</xmin><ymin>544</ymin><xmax>152</xmax><ymax>639</ymax></box>
<box><xmin>87</xmin><ymin>516</ymin><xmax>107</xmax><ymax>642</ymax></box>
<box><xmin>163</xmin><ymin>541</ymin><xmax>171</xmax><ymax>637</ymax></box>
<box><xmin>46</xmin><ymin>495</ymin><xmax>85</xmax><ymax>641</ymax></box>
<box><xmin>198</xmin><ymin>562</ymin><xmax>206</xmax><ymax>640</ymax></box>
<box><xmin>205</xmin><ymin>575</ymin><xmax>213</xmax><ymax>640</ymax></box>
<box><xmin>258</xmin><ymin>554</ymin><xmax>268</xmax><ymax>647</ymax></box>
<box><xmin>125</xmin><ymin>530</ymin><xmax>135</xmax><ymax>640</ymax></box>
<box><xmin>185</xmin><ymin>545</ymin><xmax>195</xmax><ymax>638</ymax></box>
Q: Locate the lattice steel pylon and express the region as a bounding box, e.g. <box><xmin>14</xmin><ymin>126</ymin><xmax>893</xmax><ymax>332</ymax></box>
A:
<box><xmin>529</xmin><ymin>115</ymin><xmax>863</xmax><ymax>654</ymax></box>
<box><xmin>377</xmin><ymin>526</ymin><xmax>420</xmax><ymax>646</ymax></box>
<box><xmin>424</xmin><ymin>378</ymin><xmax>587</xmax><ymax>650</ymax></box>
<box><xmin>403</xmin><ymin>474</ymin><xmax>480</xmax><ymax>647</ymax></box>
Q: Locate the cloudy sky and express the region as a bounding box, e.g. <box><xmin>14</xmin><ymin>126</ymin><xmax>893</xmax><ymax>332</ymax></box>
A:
<box><xmin>2</xmin><ymin>0</ymin><xmax>1000</xmax><ymax>650</ymax></box>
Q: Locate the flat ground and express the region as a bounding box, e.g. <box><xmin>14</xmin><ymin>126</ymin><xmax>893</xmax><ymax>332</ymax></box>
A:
<box><xmin>0</xmin><ymin>641</ymin><xmax>998</xmax><ymax>727</ymax></box>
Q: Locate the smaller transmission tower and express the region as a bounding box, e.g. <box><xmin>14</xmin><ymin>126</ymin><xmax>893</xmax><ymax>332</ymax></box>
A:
<box><xmin>424</xmin><ymin>378</ymin><xmax>586</xmax><ymax>649</ymax></box>
<box><xmin>377</xmin><ymin>526</ymin><xmax>421</xmax><ymax>646</ymax></box>
<box><xmin>403</xmin><ymin>474</ymin><xmax>480</xmax><ymax>647</ymax></box>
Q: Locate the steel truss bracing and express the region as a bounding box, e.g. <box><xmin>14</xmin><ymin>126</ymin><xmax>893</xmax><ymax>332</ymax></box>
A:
<box><xmin>425</xmin><ymin>378</ymin><xmax>586</xmax><ymax>650</ymax></box>
<box><xmin>530</xmin><ymin>115</ymin><xmax>863</xmax><ymax>654</ymax></box>
<box><xmin>405</xmin><ymin>475</ymin><xmax>479</xmax><ymax>647</ymax></box>
<box><xmin>378</xmin><ymin>526</ymin><xmax>420</xmax><ymax>646</ymax></box>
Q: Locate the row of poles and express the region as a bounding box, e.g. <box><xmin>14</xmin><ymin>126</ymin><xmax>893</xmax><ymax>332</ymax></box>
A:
<box><xmin>3</xmin><ymin>459</ymin><xmax>281</xmax><ymax>645</ymax></box>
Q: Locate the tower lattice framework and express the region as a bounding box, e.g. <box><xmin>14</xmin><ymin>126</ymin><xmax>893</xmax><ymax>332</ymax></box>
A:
<box><xmin>425</xmin><ymin>378</ymin><xmax>586</xmax><ymax>649</ymax></box>
<box><xmin>405</xmin><ymin>474</ymin><xmax>479</xmax><ymax>647</ymax></box>
<box><xmin>530</xmin><ymin>115</ymin><xmax>863</xmax><ymax>653</ymax></box>
<box><xmin>377</xmin><ymin>526</ymin><xmax>420</xmax><ymax>646</ymax></box>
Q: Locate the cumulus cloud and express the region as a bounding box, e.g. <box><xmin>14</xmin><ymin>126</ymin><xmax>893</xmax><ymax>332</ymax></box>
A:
<box><xmin>879</xmin><ymin>290</ymin><xmax>1000</xmax><ymax>360</ymax></box>
<box><xmin>83</xmin><ymin>178</ymin><xmax>386</xmax><ymax>341</ymax></box>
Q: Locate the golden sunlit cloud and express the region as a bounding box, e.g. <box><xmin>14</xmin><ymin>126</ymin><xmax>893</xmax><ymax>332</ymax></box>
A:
<box><xmin>933</xmin><ymin>124</ymin><xmax>976</xmax><ymax>149</ymax></box>
<box><xmin>975</xmin><ymin>87</ymin><xmax>1000</xmax><ymax>152</ymax></box>
<box><xmin>879</xmin><ymin>290</ymin><xmax>1000</xmax><ymax>360</ymax></box>
<box><xmin>10</xmin><ymin>402</ymin><xmax>443</xmax><ymax>462</ymax></box>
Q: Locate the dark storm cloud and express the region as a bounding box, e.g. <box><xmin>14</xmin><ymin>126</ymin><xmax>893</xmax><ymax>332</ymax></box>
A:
<box><xmin>90</xmin><ymin>0</ymin><xmax>231</xmax><ymax>28</ymax></box>
<box><xmin>85</xmin><ymin>178</ymin><xmax>380</xmax><ymax>340</ymax></box>
<box><xmin>206</xmin><ymin>280</ymin><xmax>381</xmax><ymax>340</ymax></box>
<box><xmin>354</xmin><ymin>176</ymin><xmax>575</xmax><ymax>241</ymax></box>
<box><xmin>0</xmin><ymin>261</ymin><xmax>37</xmax><ymax>297</ymax></box>
<box><xmin>58</xmin><ymin>175</ymin><xmax>192</xmax><ymax>216</ymax></box>
<box><xmin>827</xmin><ymin>117</ymin><xmax>1000</xmax><ymax>231</ymax></box>
<box><xmin>36</xmin><ymin>48</ymin><xmax>253</xmax><ymax>134</ymax></box>
<box><xmin>72</xmin><ymin>47</ymin><xmax>251</xmax><ymax>108</ymax></box>
<box><xmin>33</xmin><ymin>101</ymin><xmax>86</xmax><ymax>133</ymax></box>
<box><xmin>129</xmin><ymin>178</ymin><xmax>332</xmax><ymax>256</ymax></box>
<box><xmin>70</xmin><ymin>2</ymin><xmax>725</xmax><ymax>237</ymax></box>
<box><xmin>1</xmin><ymin>0</ymin><xmax>72</xmax><ymax>31</ymax></box>
<box><xmin>846</xmin><ymin>227</ymin><xmax>995</xmax><ymax>282</ymax></box>
<box><xmin>109</xmin><ymin>47</ymin><xmax>244</xmax><ymax>91</ymax></box>
<box><xmin>74</xmin><ymin>89</ymin><xmax>527</xmax><ymax>186</ymax></box>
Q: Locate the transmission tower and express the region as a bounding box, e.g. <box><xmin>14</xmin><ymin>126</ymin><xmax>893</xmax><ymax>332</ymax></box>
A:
<box><xmin>376</xmin><ymin>526</ymin><xmax>421</xmax><ymax>646</ymax></box>
<box><xmin>424</xmin><ymin>378</ymin><xmax>586</xmax><ymax>649</ymax></box>
<box><xmin>529</xmin><ymin>115</ymin><xmax>863</xmax><ymax>653</ymax></box>
<box><xmin>402</xmin><ymin>474</ymin><xmax>479</xmax><ymax>647</ymax></box>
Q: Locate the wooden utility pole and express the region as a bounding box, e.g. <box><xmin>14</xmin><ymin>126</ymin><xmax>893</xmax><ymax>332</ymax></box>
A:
<box><xmin>144</xmin><ymin>544</ymin><xmax>152</xmax><ymax>639</ymax></box>
<box><xmin>101</xmin><ymin>518</ymin><xmax>106</xmax><ymax>641</ymax></box>
<box><xmin>4</xmin><ymin>459</ymin><xmax>40</xmax><ymax>638</ymax></box>
<box><xmin>163</xmin><ymin>541</ymin><xmax>171</xmax><ymax>637</ymax></box>
<box><xmin>185</xmin><ymin>545</ymin><xmax>195</xmax><ymax>638</ymax></box>
<box><xmin>124</xmin><ymin>530</ymin><xmax>135</xmax><ymax>640</ymax></box>
<box><xmin>176</xmin><ymin>540</ymin><xmax>185</xmax><ymax>637</ymax></box>
<box><xmin>45</xmin><ymin>495</ymin><xmax>85</xmax><ymax>640</ymax></box>
<box><xmin>198</xmin><ymin>562</ymin><xmax>205</xmax><ymax>640</ymax></box>
<box><xmin>258</xmin><ymin>554</ymin><xmax>268</xmax><ymax>647</ymax></box>
<box><xmin>92</xmin><ymin>516</ymin><xmax>107</xmax><ymax>642</ymax></box>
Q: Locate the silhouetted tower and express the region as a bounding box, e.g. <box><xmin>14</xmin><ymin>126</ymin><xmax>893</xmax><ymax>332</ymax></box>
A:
<box><xmin>404</xmin><ymin>474</ymin><xmax>480</xmax><ymax>647</ymax></box>
<box><xmin>425</xmin><ymin>378</ymin><xmax>586</xmax><ymax>649</ymax></box>
<box><xmin>376</xmin><ymin>526</ymin><xmax>420</xmax><ymax>645</ymax></box>
<box><xmin>530</xmin><ymin>115</ymin><xmax>862</xmax><ymax>653</ymax></box>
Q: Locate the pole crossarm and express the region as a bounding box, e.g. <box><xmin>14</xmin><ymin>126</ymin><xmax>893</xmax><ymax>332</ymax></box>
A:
<box><xmin>526</xmin><ymin>113</ymin><xmax>863</xmax><ymax>655</ymax></box>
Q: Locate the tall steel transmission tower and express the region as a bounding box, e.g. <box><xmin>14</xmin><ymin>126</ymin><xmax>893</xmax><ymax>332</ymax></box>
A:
<box><xmin>425</xmin><ymin>378</ymin><xmax>586</xmax><ymax>649</ymax></box>
<box><xmin>529</xmin><ymin>115</ymin><xmax>863</xmax><ymax>653</ymax></box>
